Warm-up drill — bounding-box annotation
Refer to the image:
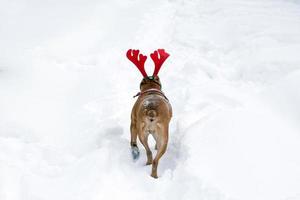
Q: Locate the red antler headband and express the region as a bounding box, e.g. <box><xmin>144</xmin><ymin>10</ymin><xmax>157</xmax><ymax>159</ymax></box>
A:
<box><xmin>126</xmin><ymin>49</ymin><xmax>170</xmax><ymax>77</ymax></box>
<box><xmin>150</xmin><ymin>49</ymin><xmax>170</xmax><ymax>77</ymax></box>
<box><xmin>126</xmin><ymin>49</ymin><xmax>148</xmax><ymax>77</ymax></box>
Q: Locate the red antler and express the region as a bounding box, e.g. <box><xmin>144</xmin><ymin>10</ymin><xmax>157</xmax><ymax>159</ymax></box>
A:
<box><xmin>126</xmin><ymin>49</ymin><xmax>148</xmax><ymax>77</ymax></box>
<box><xmin>150</xmin><ymin>49</ymin><xmax>170</xmax><ymax>76</ymax></box>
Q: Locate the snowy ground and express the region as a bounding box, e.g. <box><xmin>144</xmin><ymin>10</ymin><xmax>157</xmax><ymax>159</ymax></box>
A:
<box><xmin>1</xmin><ymin>0</ymin><xmax>300</xmax><ymax>199</ymax></box>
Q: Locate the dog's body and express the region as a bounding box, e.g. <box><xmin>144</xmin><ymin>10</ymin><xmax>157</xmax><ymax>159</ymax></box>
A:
<box><xmin>126</xmin><ymin>48</ymin><xmax>171</xmax><ymax>178</ymax></box>
<box><xmin>130</xmin><ymin>76</ymin><xmax>172</xmax><ymax>178</ymax></box>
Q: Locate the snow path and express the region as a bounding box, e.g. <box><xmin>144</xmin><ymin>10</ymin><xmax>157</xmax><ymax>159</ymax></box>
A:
<box><xmin>1</xmin><ymin>0</ymin><xmax>300</xmax><ymax>200</ymax></box>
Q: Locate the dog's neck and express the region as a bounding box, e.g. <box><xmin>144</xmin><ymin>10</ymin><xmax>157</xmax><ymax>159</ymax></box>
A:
<box><xmin>140</xmin><ymin>84</ymin><xmax>161</xmax><ymax>92</ymax></box>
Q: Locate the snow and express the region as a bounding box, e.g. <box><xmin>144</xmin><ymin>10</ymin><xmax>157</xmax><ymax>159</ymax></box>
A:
<box><xmin>1</xmin><ymin>0</ymin><xmax>300</xmax><ymax>199</ymax></box>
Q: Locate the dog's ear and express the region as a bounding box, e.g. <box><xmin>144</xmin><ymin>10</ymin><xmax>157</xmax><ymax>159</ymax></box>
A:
<box><xmin>150</xmin><ymin>49</ymin><xmax>170</xmax><ymax>76</ymax></box>
<box><xmin>126</xmin><ymin>49</ymin><xmax>148</xmax><ymax>77</ymax></box>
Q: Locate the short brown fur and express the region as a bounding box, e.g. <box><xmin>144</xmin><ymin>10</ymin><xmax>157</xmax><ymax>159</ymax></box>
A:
<box><xmin>130</xmin><ymin>76</ymin><xmax>172</xmax><ymax>178</ymax></box>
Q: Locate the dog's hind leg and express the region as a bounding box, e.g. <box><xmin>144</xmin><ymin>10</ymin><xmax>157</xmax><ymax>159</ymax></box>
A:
<box><xmin>151</xmin><ymin>126</ymin><xmax>168</xmax><ymax>178</ymax></box>
<box><xmin>130</xmin><ymin>122</ymin><xmax>138</xmax><ymax>146</ymax></box>
<box><xmin>130</xmin><ymin>122</ymin><xmax>139</xmax><ymax>160</ymax></box>
<box><xmin>139</xmin><ymin>132</ymin><xmax>153</xmax><ymax>165</ymax></box>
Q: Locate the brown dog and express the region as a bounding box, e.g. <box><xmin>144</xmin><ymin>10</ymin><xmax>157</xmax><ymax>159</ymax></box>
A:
<box><xmin>127</xmin><ymin>49</ymin><xmax>172</xmax><ymax>178</ymax></box>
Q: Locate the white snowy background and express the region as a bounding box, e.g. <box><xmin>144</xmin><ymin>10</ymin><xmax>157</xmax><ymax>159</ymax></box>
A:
<box><xmin>0</xmin><ymin>0</ymin><xmax>300</xmax><ymax>199</ymax></box>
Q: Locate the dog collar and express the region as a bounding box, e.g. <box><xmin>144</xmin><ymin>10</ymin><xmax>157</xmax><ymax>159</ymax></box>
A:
<box><xmin>133</xmin><ymin>88</ymin><xmax>168</xmax><ymax>101</ymax></box>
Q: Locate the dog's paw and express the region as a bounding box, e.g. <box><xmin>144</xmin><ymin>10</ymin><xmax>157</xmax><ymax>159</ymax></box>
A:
<box><xmin>131</xmin><ymin>146</ymin><xmax>140</xmax><ymax>161</ymax></box>
<box><xmin>151</xmin><ymin>173</ymin><xmax>158</xmax><ymax>179</ymax></box>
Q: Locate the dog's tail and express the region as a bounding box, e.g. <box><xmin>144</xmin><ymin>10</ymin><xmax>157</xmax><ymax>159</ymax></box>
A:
<box><xmin>146</xmin><ymin>110</ymin><xmax>157</xmax><ymax>122</ymax></box>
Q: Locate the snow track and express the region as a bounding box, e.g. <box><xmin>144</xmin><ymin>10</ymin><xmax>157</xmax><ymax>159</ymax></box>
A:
<box><xmin>1</xmin><ymin>0</ymin><xmax>300</xmax><ymax>200</ymax></box>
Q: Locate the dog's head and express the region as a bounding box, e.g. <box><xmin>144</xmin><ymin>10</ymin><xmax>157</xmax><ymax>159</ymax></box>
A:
<box><xmin>126</xmin><ymin>49</ymin><xmax>169</xmax><ymax>91</ymax></box>
<box><xmin>140</xmin><ymin>76</ymin><xmax>161</xmax><ymax>91</ymax></box>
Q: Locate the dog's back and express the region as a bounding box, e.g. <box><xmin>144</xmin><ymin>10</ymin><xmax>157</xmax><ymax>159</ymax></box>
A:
<box><xmin>135</xmin><ymin>94</ymin><xmax>172</xmax><ymax>124</ymax></box>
